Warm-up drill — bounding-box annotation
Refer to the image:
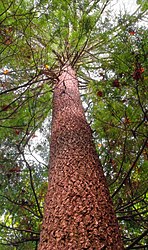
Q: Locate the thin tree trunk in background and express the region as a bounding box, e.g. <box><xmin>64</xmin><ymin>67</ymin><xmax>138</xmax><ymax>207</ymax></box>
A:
<box><xmin>38</xmin><ymin>64</ymin><xmax>124</xmax><ymax>250</ymax></box>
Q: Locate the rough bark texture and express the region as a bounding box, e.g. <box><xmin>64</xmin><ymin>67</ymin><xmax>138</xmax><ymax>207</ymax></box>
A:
<box><xmin>38</xmin><ymin>64</ymin><xmax>124</xmax><ymax>250</ymax></box>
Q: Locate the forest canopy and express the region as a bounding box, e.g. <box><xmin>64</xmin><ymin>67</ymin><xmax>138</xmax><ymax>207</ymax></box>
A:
<box><xmin>0</xmin><ymin>0</ymin><xmax>147</xmax><ymax>249</ymax></box>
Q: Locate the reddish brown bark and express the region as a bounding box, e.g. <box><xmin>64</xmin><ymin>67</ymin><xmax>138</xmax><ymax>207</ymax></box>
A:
<box><xmin>38</xmin><ymin>64</ymin><xmax>124</xmax><ymax>250</ymax></box>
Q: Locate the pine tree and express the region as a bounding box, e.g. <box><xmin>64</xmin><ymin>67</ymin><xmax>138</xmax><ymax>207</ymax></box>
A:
<box><xmin>0</xmin><ymin>1</ymin><xmax>147</xmax><ymax>249</ymax></box>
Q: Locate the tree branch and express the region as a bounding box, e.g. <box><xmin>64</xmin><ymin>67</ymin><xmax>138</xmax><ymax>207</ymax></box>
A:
<box><xmin>112</xmin><ymin>138</ymin><xmax>148</xmax><ymax>198</ymax></box>
<box><xmin>125</xmin><ymin>229</ymin><xmax>148</xmax><ymax>249</ymax></box>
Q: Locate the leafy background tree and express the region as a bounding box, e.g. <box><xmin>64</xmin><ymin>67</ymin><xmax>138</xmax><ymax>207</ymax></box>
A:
<box><xmin>0</xmin><ymin>0</ymin><xmax>147</xmax><ymax>249</ymax></box>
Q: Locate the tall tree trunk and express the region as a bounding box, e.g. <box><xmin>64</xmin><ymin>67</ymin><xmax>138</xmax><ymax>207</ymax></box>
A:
<box><xmin>38</xmin><ymin>64</ymin><xmax>124</xmax><ymax>250</ymax></box>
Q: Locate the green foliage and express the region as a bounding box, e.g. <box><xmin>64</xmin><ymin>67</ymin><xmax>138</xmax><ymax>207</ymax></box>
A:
<box><xmin>85</xmin><ymin>25</ymin><xmax>148</xmax><ymax>248</ymax></box>
<box><xmin>137</xmin><ymin>0</ymin><xmax>148</xmax><ymax>10</ymax></box>
<box><xmin>0</xmin><ymin>0</ymin><xmax>147</xmax><ymax>249</ymax></box>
